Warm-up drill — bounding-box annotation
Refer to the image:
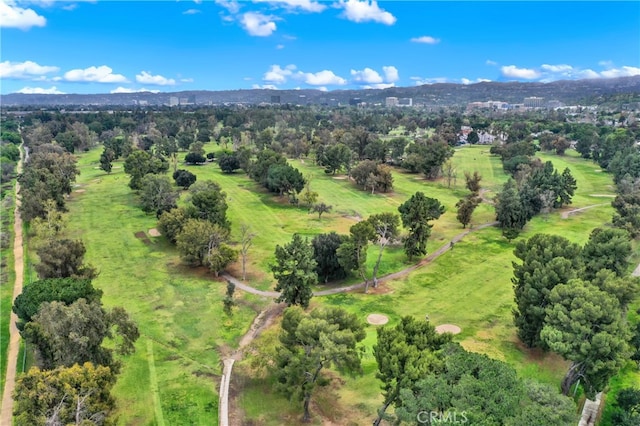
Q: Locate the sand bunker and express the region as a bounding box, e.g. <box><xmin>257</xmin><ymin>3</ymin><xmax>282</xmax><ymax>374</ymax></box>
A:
<box><xmin>148</xmin><ymin>228</ymin><xmax>161</xmax><ymax>237</ymax></box>
<box><xmin>435</xmin><ymin>324</ymin><xmax>461</xmax><ymax>334</ymax></box>
<box><xmin>74</xmin><ymin>189</ymin><xmax>86</xmax><ymax>193</ymax></box>
<box><xmin>367</xmin><ymin>314</ymin><xmax>389</xmax><ymax>325</ymax></box>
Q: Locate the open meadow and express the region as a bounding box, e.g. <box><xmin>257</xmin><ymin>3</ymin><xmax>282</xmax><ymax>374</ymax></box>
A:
<box><xmin>48</xmin><ymin>144</ymin><xmax>639</xmax><ymax>424</ymax></box>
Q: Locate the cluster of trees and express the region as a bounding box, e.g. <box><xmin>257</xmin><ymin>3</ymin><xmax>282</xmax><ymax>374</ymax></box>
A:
<box><xmin>0</xmin><ymin>118</ymin><xmax>21</xmax><ymax>198</ymax></box>
<box><xmin>271</xmin><ymin>192</ymin><xmax>444</xmax><ymax>307</ymax></box>
<box><xmin>158</xmin><ymin>180</ymin><xmax>237</xmax><ymax>275</ymax></box>
<box><xmin>263</xmin><ymin>310</ymin><xmax>578</xmax><ymax>424</ymax></box>
<box><xmin>248</xmin><ymin>149</ymin><xmax>305</xmax><ymax>199</ymax></box>
<box><xmin>512</xmin><ymin>230</ymin><xmax>637</xmax><ymax>397</ymax></box>
<box><xmin>372</xmin><ymin>317</ymin><xmax>577</xmax><ymax>425</ymax></box>
<box><xmin>18</xmin><ymin>144</ymin><xmax>80</xmax><ymax>222</ymax></box>
<box><xmin>455</xmin><ymin>171</ymin><xmax>482</xmax><ymax>228</ymax></box>
<box><xmin>12</xmin><ymin>190</ymin><xmax>139</xmax><ymax>424</ymax></box>
<box><xmin>495</xmin><ymin>160</ymin><xmax>576</xmax><ymax>240</ymax></box>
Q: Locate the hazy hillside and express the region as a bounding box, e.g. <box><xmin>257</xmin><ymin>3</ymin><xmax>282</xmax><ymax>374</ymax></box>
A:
<box><xmin>2</xmin><ymin>76</ymin><xmax>640</xmax><ymax>107</ymax></box>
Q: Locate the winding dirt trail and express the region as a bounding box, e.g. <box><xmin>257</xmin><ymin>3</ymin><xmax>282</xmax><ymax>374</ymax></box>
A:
<box><xmin>220</xmin><ymin>220</ymin><xmax>499</xmax><ymax>299</ymax></box>
<box><xmin>0</xmin><ymin>143</ymin><xmax>25</xmax><ymax>425</ymax></box>
<box><xmin>560</xmin><ymin>203</ymin><xmax>610</xmax><ymax>219</ymax></box>
<box><xmin>218</xmin><ymin>221</ymin><xmax>500</xmax><ymax>425</ymax></box>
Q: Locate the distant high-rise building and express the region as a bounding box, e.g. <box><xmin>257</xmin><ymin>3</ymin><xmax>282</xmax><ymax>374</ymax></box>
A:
<box><xmin>385</xmin><ymin>97</ymin><xmax>399</xmax><ymax>107</ymax></box>
<box><xmin>524</xmin><ymin>97</ymin><xmax>544</xmax><ymax>108</ymax></box>
<box><xmin>398</xmin><ymin>97</ymin><xmax>413</xmax><ymax>107</ymax></box>
<box><xmin>169</xmin><ymin>96</ymin><xmax>179</xmax><ymax>107</ymax></box>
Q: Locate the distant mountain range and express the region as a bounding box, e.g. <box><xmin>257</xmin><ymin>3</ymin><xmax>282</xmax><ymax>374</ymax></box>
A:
<box><xmin>2</xmin><ymin>76</ymin><xmax>640</xmax><ymax>107</ymax></box>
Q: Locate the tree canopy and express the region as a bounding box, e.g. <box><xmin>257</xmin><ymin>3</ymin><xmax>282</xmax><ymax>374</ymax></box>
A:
<box><xmin>272</xmin><ymin>234</ymin><xmax>317</xmax><ymax>308</ymax></box>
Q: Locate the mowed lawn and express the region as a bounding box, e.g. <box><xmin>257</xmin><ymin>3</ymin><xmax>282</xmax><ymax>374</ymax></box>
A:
<box><xmin>65</xmin><ymin>149</ymin><xmax>266</xmax><ymax>425</ymax></box>
<box><xmin>61</xmin><ymin>144</ymin><xmax>628</xmax><ymax>425</ymax></box>
<box><xmin>235</xmin><ymin>147</ymin><xmax>627</xmax><ymax>424</ymax></box>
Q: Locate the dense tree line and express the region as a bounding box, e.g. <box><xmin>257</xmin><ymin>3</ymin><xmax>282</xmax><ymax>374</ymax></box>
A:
<box><xmin>512</xmin><ymin>230</ymin><xmax>637</xmax><ymax>397</ymax></box>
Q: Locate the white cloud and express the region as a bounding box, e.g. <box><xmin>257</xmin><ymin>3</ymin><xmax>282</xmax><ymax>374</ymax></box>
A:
<box><xmin>412</xmin><ymin>77</ymin><xmax>448</xmax><ymax>85</ymax></box>
<box><xmin>500</xmin><ymin>65</ymin><xmax>540</xmax><ymax>80</ymax></box>
<box><xmin>382</xmin><ymin>65</ymin><xmax>398</xmax><ymax>82</ymax></box>
<box><xmin>215</xmin><ymin>0</ymin><xmax>240</xmax><ymax>13</ymax></box>
<box><xmin>338</xmin><ymin>0</ymin><xmax>396</xmax><ymax>25</ymax></box>
<box><xmin>0</xmin><ymin>0</ymin><xmax>46</xmax><ymax>30</ymax></box>
<box><xmin>136</xmin><ymin>71</ymin><xmax>176</xmax><ymax>86</ymax></box>
<box><xmin>241</xmin><ymin>12</ymin><xmax>276</xmax><ymax>36</ymax></box>
<box><xmin>598</xmin><ymin>60</ymin><xmax>613</xmax><ymax>68</ymax></box>
<box><xmin>180</xmin><ymin>78</ymin><xmax>194</xmax><ymax>83</ymax></box>
<box><xmin>350</xmin><ymin>67</ymin><xmax>383</xmax><ymax>84</ymax></box>
<box><xmin>263</xmin><ymin>64</ymin><xmax>296</xmax><ymax>83</ymax></box>
<box><xmin>541</xmin><ymin>64</ymin><xmax>573</xmax><ymax>73</ymax></box>
<box><xmin>252</xmin><ymin>84</ymin><xmax>279</xmax><ymax>90</ymax></box>
<box><xmin>363</xmin><ymin>83</ymin><xmax>395</xmax><ymax>89</ymax></box>
<box><xmin>298</xmin><ymin>69</ymin><xmax>346</xmax><ymax>85</ymax></box>
<box><xmin>485</xmin><ymin>59</ymin><xmax>497</xmax><ymax>66</ymax></box>
<box><xmin>64</xmin><ymin>65</ymin><xmax>128</xmax><ymax>83</ymax></box>
<box><xmin>579</xmin><ymin>69</ymin><xmax>600</xmax><ymax>79</ymax></box>
<box><xmin>351</xmin><ymin>65</ymin><xmax>398</xmax><ymax>85</ymax></box>
<box><xmin>110</xmin><ymin>87</ymin><xmax>160</xmax><ymax>94</ymax></box>
<box><xmin>276</xmin><ymin>44</ymin><xmax>285</xmax><ymax>49</ymax></box>
<box><xmin>16</xmin><ymin>85</ymin><xmax>64</xmax><ymax>94</ymax></box>
<box><xmin>600</xmin><ymin>66</ymin><xmax>640</xmax><ymax>78</ymax></box>
<box><xmin>461</xmin><ymin>77</ymin><xmax>491</xmax><ymax>85</ymax></box>
<box><xmin>0</xmin><ymin>60</ymin><xmax>59</xmax><ymax>78</ymax></box>
<box><xmin>410</xmin><ymin>36</ymin><xmax>440</xmax><ymax>44</ymax></box>
<box><xmin>183</xmin><ymin>8</ymin><xmax>201</xmax><ymax>15</ymax></box>
<box><xmin>256</xmin><ymin>0</ymin><xmax>326</xmax><ymax>12</ymax></box>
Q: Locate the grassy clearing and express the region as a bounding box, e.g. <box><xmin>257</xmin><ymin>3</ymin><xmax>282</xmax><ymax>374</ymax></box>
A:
<box><xmin>65</xmin><ymin>149</ymin><xmax>268</xmax><ymax>425</ymax></box>
<box><xmin>236</xmin><ymin>147</ymin><xmax>627</xmax><ymax>424</ymax></box>
<box><xmin>60</xmin><ymin>144</ymin><xmax>632</xmax><ymax>424</ymax></box>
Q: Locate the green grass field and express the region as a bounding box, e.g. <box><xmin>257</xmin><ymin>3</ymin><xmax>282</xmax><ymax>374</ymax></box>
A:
<box><xmin>0</xmin><ymin>189</ymin><xmax>16</xmax><ymax>393</ymax></box>
<box><xmin>34</xmin><ymin>144</ymin><xmax>638</xmax><ymax>424</ymax></box>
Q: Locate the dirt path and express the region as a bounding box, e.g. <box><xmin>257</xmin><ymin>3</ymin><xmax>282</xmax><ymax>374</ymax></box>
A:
<box><xmin>222</xmin><ymin>221</ymin><xmax>499</xmax><ymax>298</ymax></box>
<box><xmin>218</xmin><ymin>221</ymin><xmax>500</xmax><ymax>425</ymax></box>
<box><xmin>1</xmin><ymin>142</ymin><xmax>25</xmax><ymax>425</ymax></box>
<box><xmin>219</xmin><ymin>302</ymin><xmax>285</xmax><ymax>426</ymax></box>
<box><xmin>561</xmin><ymin>203</ymin><xmax>610</xmax><ymax>219</ymax></box>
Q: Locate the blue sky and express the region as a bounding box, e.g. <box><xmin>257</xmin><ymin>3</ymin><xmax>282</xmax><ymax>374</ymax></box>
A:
<box><xmin>1</xmin><ymin>0</ymin><xmax>639</xmax><ymax>95</ymax></box>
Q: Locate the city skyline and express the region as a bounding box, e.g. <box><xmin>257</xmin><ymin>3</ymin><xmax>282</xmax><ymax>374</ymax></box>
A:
<box><xmin>1</xmin><ymin>0</ymin><xmax>639</xmax><ymax>95</ymax></box>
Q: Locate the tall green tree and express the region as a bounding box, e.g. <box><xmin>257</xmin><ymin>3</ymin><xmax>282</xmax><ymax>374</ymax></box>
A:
<box><xmin>581</xmin><ymin>227</ymin><xmax>632</xmax><ymax>281</ymax></box>
<box><xmin>13</xmin><ymin>362</ymin><xmax>117</xmax><ymax>426</ymax></box>
<box><xmin>23</xmin><ymin>299</ymin><xmax>139</xmax><ymax>372</ymax></box>
<box><xmin>398</xmin><ymin>192</ymin><xmax>445</xmax><ymax>260</ymax></box>
<box><xmin>311</xmin><ymin>232</ymin><xmax>348</xmax><ymax>283</ymax></box>
<box><xmin>495</xmin><ymin>179</ymin><xmax>527</xmax><ymax>240</ymax></box>
<box><xmin>541</xmin><ymin>280</ymin><xmax>631</xmax><ymax>397</ymax></box>
<box><xmin>123</xmin><ymin>150</ymin><xmax>169</xmax><ymax>190</ymax></box>
<box><xmin>455</xmin><ymin>195</ymin><xmax>481</xmax><ymax>228</ymax></box>
<box><xmin>13</xmin><ymin>277</ymin><xmax>102</xmax><ymax>331</ymax></box>
<box><xmin>373</xmin><ymin>316</ymin><xmax>453</xmax><ymax>426</ymax></box>
<box><xmin>274</xmin><ymin>306</ymin><xmax>365</xmax><ymax>422</ymax></box>
<box><xmin>271</xmin><ymin>234</ymin><xmax>317</xmax><ymax>308</ymax></box>
<box><xmin>186</xmin><ymin>180</ymin><xmax>230</xmax><ymax>230</ymax></box>
<box><xmin>35</xmin><ymin>239</ymin><xmax>97</xmax><ymax>280</ymax></box>
<box><xmin>138</xmin><ymin>174</ymin><xmax>179</xmax><ymax>216</ymax></box>
<box><xmin>176</xmin><ymin>219</ymin><xmax>230</xmax><ymax>266</ymax></box>
<box><xmin>337</xmin><ymin>221</ymin><xmax>375</xmax><ymax>291</ymax></box>
<box><xmin>512</xmin><ymin>233</ymin><xmax>582</xmax><ymax>348</ymax></box>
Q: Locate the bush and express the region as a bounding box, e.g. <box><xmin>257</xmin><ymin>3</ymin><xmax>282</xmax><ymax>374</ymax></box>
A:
<box><xmin>185</xmin><ymin>152</ymin><xmax>206</xmax><ymax>165</ymax></box>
